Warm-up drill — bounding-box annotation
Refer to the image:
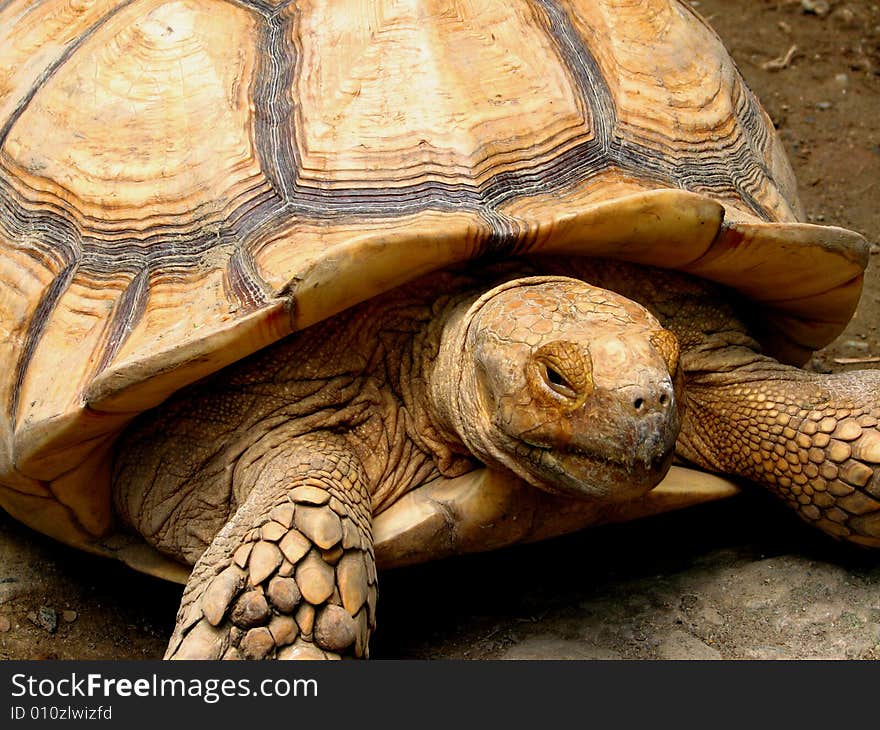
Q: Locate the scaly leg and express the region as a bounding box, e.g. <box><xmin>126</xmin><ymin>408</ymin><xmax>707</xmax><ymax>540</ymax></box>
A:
<box><xmin>165</xmin><ymin>435</ymin><xmax>376</xmax><ymax>659</ymax></box>
<box><xmin>678</xmin><ymin>351</ymin><xmax>880</xmax><ymax>547</ymax></box>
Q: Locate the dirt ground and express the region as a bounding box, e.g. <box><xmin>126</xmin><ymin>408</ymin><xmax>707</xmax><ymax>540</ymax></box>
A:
<box><xmin>1</xmin><ymin>0</ymin><xmax>879</xmax><ymax>661</ymax></box>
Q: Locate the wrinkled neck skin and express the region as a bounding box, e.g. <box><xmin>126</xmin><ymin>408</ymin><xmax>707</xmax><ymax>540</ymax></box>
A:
<box><xmin>422</xmin><ymin>291</ymin><xmax>481</xmax><ymax>458</ymax></box>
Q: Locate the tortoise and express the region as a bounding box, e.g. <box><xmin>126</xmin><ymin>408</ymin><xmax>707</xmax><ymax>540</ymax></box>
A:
<box><xmin>1</xmin><ymin>0</ymin><xmax>878</xmax><ymax>661</ymax></box>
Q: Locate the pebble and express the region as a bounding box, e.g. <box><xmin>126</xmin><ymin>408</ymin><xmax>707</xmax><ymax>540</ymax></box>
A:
<box><xmin>0</xmin><ymin>616</ymin><xmax>10</xmax><ymax>632</ymax></box>
<box><xmin>61</xmin><ymin>610</ymin><xmax>77</xmax><ymax>623</ymax></box>
<box><xmin>801</xmin><ymin>0</ymin><xmax>830</xmax><ymax>15</ymax></box>
<box><xmin>35</xmin><ymin>607</ymin><xmax>57</xmax><ymax>634</ymax></box>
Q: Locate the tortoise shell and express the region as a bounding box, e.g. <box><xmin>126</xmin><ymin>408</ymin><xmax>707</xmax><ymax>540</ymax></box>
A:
<box><xmin>0</xmin><ymin>0</ymin><xmax>868</xmax><ymax>564</ymax></box>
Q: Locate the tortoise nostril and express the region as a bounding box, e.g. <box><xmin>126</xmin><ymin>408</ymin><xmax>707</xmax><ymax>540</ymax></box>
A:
<box><xmin>632</xmin><ymin>389</ymin><xmax>672</xmax><ymax>412</ymax></box>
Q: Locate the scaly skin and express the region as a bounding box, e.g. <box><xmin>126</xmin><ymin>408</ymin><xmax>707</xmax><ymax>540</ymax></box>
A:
<box><xmin>678</xmin><ymin>357</ymin><xmax>880</xmax><ymax>547</ymax></box>
<box><xmin>165</xmin><ymin>433</ymin><xmax>375</xmax><ymax>659</ymax></box>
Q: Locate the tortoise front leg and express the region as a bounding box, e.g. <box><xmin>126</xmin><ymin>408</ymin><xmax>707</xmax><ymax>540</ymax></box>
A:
<box><xmin>165</xmin><ymin>435</ymin><xmax>376</xmax><ymax>659</ymax></box>
<box><xmin>678</xmin><ymin>353</ymin><xmax>880</xmax><ymax>547</ymax></box>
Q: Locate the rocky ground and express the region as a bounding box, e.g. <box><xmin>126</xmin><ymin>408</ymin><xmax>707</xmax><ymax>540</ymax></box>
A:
<box><xmin>1</xmin><ymin>0</ymin><xmax>879</xmax><ymax>660</ymax></box>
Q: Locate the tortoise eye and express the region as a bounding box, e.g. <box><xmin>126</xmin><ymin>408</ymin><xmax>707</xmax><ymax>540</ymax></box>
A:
<box><xmin>532</xmin><ymin>340</ymin><xmax>592</xmax><ymax>404</ymax></box>
<box><xmin>543</xmin><ymin>364</ymin><xmax>577</xmax><ymax>397</ymax></box>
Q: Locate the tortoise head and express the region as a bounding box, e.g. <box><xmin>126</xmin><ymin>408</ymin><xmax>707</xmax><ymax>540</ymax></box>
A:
<box><xmin>431</xmin><ymin>276</ymin><xmax>682</xmax><ymax>501</ymax></box>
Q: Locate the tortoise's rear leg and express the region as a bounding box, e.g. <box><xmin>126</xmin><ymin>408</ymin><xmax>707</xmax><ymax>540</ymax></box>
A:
<box><xmin>165</xmin><ymin>435</ymin><xmax>376</xmax><ymax>659</ymax></box>
<box><xmin>678</xmin><ymin>353</ymin><xmax>880</xmax><ymax>547</ymax></box>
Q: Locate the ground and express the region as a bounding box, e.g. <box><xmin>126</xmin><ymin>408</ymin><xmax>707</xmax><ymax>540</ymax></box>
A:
<box><xmin>1</xmin><ymin>0</ymin><xmax>879</xmax><ymax>660</ymax></box>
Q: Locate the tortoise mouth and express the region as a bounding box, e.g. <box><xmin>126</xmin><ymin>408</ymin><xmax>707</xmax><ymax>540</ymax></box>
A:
<box><xmin>511</xmin><ymin>435</ymin><xmax>675</xmax><ymax>501</ymax></box>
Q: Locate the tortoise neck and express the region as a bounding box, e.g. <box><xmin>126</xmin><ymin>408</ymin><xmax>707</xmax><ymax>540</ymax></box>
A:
<box><xmin>401</xmin><ymin>287</ymin><xmax>483</xmax><ymax>478</ymax></box>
